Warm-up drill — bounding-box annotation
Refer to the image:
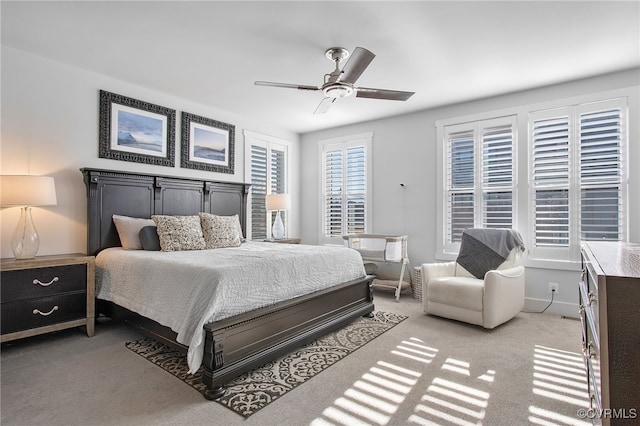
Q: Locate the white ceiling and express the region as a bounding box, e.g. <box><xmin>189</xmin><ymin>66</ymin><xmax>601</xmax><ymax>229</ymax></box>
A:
<box><xmin>2</xmin><ymin>1</ymin><xmax>639</xmax><ymax>134</ymax></box>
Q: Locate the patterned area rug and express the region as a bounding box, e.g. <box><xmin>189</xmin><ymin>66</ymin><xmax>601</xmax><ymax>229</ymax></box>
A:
<box><xmin>125</xmin><ymin>310</ymin><xmax>406</xmax><ymax>417</ymax></box>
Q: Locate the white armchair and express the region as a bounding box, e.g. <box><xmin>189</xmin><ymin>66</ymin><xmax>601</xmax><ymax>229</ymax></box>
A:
<box><xmin>422</xmin><ymin>229</ymin><xmax>525</xmax><ymax>329</ymax></box>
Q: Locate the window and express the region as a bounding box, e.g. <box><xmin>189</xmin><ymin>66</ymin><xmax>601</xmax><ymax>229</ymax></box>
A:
<box><xmin>319</xmin><ymin>133</ymin><xmax>372</xmax><ymax>244</ymax></box>
<box><xmin>443</xmin><ymin>116</ymin><xmax>516</xmax><ymax>252</ymax></box>
<box><xmin>244</xmin><ymin>131</ymin><xmax>289</xmax><ymax>240</ymax></box>
<box><xmin>437</xmin><ymin>95</ymin><xmax>629</xmax><ymax>266</ymax></box>
<box><xmin>529</xmin><ymin>98</ymin><xmax>626</xmax><ymax>261</ymax></box>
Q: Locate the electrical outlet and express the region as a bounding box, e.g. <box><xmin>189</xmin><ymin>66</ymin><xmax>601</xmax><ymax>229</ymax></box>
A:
<box><xmin>548</xmin><ymin>282</ymin><xmax>559</xmax><ymax>294</ymax></box>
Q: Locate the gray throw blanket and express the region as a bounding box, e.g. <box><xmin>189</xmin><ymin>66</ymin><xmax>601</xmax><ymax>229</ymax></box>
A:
<box><xmin>456</xmin><ymin>228</ymin><xmax>525</xmax><ymax>279</ymax></box>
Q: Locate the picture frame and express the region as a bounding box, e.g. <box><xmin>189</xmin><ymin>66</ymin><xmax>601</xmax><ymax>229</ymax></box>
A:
<box><xmin>99</xmin><ymin>90</ymin><xmax>176</xmax><ymax>167</ymax></box>
<box><xmin>181</xmin><ymin>112</ymin><xmax>235</xmax><ymax>174</ymax></box>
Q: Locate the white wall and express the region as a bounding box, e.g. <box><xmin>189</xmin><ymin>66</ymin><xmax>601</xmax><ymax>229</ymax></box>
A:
<box><xmin>300</xmin><ymin>68</ymin><xmax>640</xmax><ymax>317</ymax></box>
<box><xmin>0</xmin><ymin>47</ymin><xmax>301</xmax><ymax>258</ymax></box>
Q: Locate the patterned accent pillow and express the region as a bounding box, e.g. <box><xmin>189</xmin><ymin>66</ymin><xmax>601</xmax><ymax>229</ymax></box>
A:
<box><xmin>199</xmin><ymin>213</ymin><xmax>242</xmax><ymax>249</ymax></box>
<box><xmin>151</xmin><ymin>215</ymin><xmax>206</xmax><ymax>252</ymax></box>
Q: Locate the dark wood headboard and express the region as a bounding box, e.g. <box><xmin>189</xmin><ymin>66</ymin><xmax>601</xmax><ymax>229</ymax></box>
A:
<box><xmin>81</xmin><ymin>168</ymin><xmax>250</xmax><ymax>256</ymax></box>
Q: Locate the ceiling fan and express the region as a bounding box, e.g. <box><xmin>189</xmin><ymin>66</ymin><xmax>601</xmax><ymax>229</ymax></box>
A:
<box><xmin>255</xmin><ymin>46</ymin><xmax>415</xmax><ymax>114</ymax></box>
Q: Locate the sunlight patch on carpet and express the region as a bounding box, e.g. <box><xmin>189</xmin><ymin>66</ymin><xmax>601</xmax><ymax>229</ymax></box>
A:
<box><xmin>312</xmin><ymin>335</ymin><xmax>425</xmax><ymax>425</ymax></box>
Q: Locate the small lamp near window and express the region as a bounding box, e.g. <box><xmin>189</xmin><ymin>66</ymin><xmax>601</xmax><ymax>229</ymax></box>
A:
<box><xmin>0</xmin><ymin>175</ymin><xmax>57</xmax><ymax>259</ymax></box>
<box><xmin>265</xmin><ymin>193</ymin><xmax>290</xmax><ymax>240</ymax></box>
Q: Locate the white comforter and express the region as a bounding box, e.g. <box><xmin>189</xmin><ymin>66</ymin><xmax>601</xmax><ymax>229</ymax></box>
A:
<box><xmin>95</xmin><ymin>242</ymin><xmax>366</xmax><ymax>373</ymax></box>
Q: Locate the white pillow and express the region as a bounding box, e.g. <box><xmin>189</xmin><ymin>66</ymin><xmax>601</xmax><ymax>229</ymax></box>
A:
<box><xmin>112</xmin><ymin>215</ymin><xmax>155</xmax><ymax>250</ymax></box>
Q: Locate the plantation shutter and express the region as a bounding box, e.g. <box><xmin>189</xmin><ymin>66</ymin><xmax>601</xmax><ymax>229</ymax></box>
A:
<box><xmin>250</xmin><ymin>145</ymin><xmax>268</xmax><ymax>239</ymax></box>
<box><xmin>324</xmin><ymin>145</ymin><xmax>367</xmax><ymax>236</ymax></box>
<box><xmin>346</xmin><ymin>146</ymin><xmax>367</xmax><ymax>234</ymax></box>
<box><xmin>444</xmin><ymin>116</ymin><xmax>516</xmax><ymax>246</ymax></box>
<box><xmin>324</xmin><ymin>148</ymin><xmax>344</xmax><ymax>237</ymax></box>
<box><xmin>247</xmin><ymin>134</ymin><xmax>288</xmax><ymax>240</ymax></box>
<box><xmin>579</xmin><ymin>104</ymin><xmax>623</xmax><ymax>241</ymax></box>
<box><xmin>482</xmin><ymin>123</ymin><xmax>513</xmax><ymax>229</ymax></box>
<box><xmin>270</xmin><ymin>147</ymin><xmax>287</xmax><ymax>231</ymax></box>
<box><xmin>321</xmin><ymin>134</ymin><xmax>371</xmax><ymax>243</ymax></box>
<box><xmin>447</xmin><ymin>129</ymin><xmax>475</xmax><ymax>243</ymax></box>
<box><xmin>531</xmin><ymin>113</ymin><xmax>570</xmax><ymax>247</ymax></box>
<box><xmin>437</xmin><ymin>97</ymin><xmax>627</xmax><ymax>262</ymax></box>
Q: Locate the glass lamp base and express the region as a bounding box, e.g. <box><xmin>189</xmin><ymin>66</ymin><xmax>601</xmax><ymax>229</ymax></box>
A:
<box><xmin>11</xmin><ymin>206</ymin><xmax>40</xmax><ymax>259</ymax></box>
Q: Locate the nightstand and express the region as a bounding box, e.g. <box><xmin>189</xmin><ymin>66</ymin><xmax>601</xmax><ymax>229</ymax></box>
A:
<box><xmin>1</xmin><ymin>254</ymin><xmax>95</xmax><ymax>342</ymax></box>
<box><xmin>262</xmin><ymin>238</ymin><xmax>301</xmax><ymax>244</ymax></box>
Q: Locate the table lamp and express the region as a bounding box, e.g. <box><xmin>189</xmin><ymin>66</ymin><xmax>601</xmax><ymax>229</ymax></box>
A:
<box><xmin>265</xmin><ymin>193</ymin><xmax>290</xmax><ymax>240</ymax></box>
<box><xmin>0</xmin><ymin>175</ymin><xmax>57</xmax><ymax>259</ymax></box>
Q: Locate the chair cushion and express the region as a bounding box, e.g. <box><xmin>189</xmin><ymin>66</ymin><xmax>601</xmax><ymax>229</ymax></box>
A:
<box><xmin>427</xmin><ymin>277</ymin><xmax>484</xmax><ymax>311</ymax></box>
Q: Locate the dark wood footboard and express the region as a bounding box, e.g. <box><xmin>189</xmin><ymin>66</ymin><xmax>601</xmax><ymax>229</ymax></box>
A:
<box><xmin>97</xmin><ymin>275</ymin><xmax>374</xmax><ymax>399</ymax></box>
<box><xmin>200</xmin><ymin>275</ymin><xmax>374</xmax><ymax>398</ymax></box>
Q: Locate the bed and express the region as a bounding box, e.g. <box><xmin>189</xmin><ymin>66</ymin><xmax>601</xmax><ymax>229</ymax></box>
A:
<box><xmin>81</xmin><ymin>168</ymin><xmax>374</xmax><ymax>400</ymax></box>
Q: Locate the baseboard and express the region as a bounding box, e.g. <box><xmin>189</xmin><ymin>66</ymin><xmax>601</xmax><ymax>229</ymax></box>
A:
<box><xmin>524</xmin><ymin>297</ymin><xmax>579</xmax><ymax>319</ymax></box>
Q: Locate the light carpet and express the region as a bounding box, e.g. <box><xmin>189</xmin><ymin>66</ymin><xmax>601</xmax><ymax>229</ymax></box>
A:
<box><xmin>125</xmin><ymin>310</ymin><xmax>407</xmax><ymax>417</ymax></box>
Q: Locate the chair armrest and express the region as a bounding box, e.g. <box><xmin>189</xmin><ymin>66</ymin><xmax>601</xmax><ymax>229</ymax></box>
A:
<box><xmin>421</xmin><ymin>261</ymin><xmax>456</xmax><ymax>312</ymax></box>
<box><xmin>483</xmin><ymin>266</ymin><xmax>525</xmax><ymax>328</ymax></box>
<box><xmin>486</xmin><ymin>265</ymin><xmax>525</xmax><ymax>280</ymax></box>
<box><xmin>484</xmin><ymin>266</ymin><xmax>525</xmax><ymax>295</ymax></box>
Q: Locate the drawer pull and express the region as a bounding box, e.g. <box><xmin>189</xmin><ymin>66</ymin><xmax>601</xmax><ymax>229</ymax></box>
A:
<box><xmin>33</xmin><ymin>277</ymin><xmax>59</xmax><ymax>287</ymax></box>
<box><xmin>33</xmin><ymin>306</ymin><xmax>59</xmax><ymax>316</ymax></box>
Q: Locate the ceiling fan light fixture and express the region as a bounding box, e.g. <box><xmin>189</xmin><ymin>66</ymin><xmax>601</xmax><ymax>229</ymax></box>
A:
<box><xmin>322</xmin><ymin>82</ymin><xmax>354</xmax><ymax>98</ymax></box>
<box><xmin>255</xmin><ymin>46</ymin><xmax>415</xmax><ymax>114</ymax></box>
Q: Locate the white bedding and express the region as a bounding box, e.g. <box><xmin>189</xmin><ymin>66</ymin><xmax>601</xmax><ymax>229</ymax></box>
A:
<box><xmin>95</xmin><ymin>241</ymin><xmax>366</xmax><ymax>373</ymax></box>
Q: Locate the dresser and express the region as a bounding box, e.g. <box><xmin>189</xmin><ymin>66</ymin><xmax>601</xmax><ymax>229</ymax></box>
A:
<box><xmin>1</xmin><ymin>254</ymin><xmax>95</xmax><ymax>342</ymax></box>
<box><xmin>580</xmin><ymin>242</ymin><xmax>640</xmax><ymax>424</ymax></box>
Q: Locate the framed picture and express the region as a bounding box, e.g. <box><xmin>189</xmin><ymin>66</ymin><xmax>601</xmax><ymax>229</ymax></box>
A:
<box><xmin>99</xmin><ymin>90</ymin><xmax>176</xmax><ymax>167</ymax></box>
<box><xmin>181</xmin><ymin>112</ymin><xmax>235</xmax><ymax>174</ymax></box>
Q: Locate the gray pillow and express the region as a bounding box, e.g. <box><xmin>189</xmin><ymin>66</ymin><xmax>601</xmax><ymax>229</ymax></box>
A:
<box><xmin>139</xmin><ymin>226</ymin><xmax>161</xmax><ymax>251</ymax></box>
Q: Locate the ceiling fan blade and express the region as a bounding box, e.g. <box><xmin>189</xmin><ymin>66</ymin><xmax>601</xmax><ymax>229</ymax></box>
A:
<box><xmin>339</xmin><ymin>47</ymin><xmax>375</xmax><ymax>84</ymax></box>
<box><xmin>255</xmin><ymin>81</ymin><xmax>320</xmax><ymax>92</ymax></box>
<box><xmin>355</xmin><ymin>87</ymin><xmax>415</xmax><ymax>101</ymax></box>
<box><xmin>314</xmin><ymin>97</ymin><xmax>336</xmax><ymax>114</ymax></box>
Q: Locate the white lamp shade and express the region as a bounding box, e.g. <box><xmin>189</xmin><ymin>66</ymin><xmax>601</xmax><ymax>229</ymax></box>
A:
<box><xmin>265</xmin><ymin>193</ymin><xmax>290</xmax><ymax>211</ymax></box>
<box><xmin>1</xmin><ymin>175</ymin><xmax>57</xmax><ymax>207</ymax></box>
